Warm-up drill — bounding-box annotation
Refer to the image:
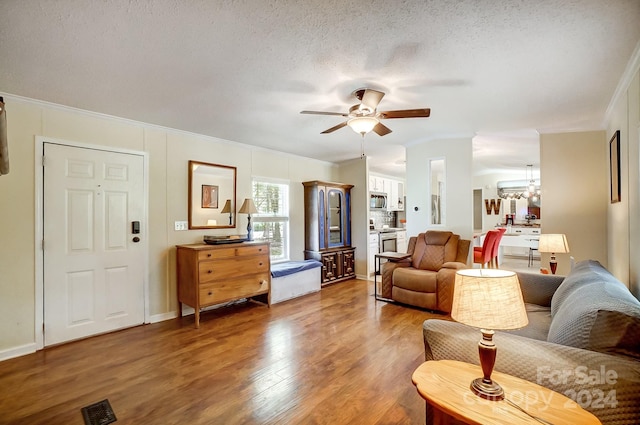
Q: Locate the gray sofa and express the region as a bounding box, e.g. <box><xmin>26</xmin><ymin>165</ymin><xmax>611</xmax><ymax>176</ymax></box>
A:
<box><xmin>423</xmin><ymin>260</ymin><xmax>640</xmax><ymax>425</ymax></box>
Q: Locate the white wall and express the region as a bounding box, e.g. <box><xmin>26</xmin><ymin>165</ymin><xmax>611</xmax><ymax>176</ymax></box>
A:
<box><xmin>338</xmin><ymin>157</ymin><xmax>368</xmax><ymax>278</ymax></box>
<box><xmin>606</xmin><ymin>63</ymin><xmax>640</xmax><ymax>297</ymax></box>
<box><xmin>0</xmin><ymin>95</ymin><xmax>343</xmax><ymax>357</ymax></box>
<box><xmin>540</xmin><ymin>131</ymin><xmax>608</xmax><ymax>277</ymax></box>
<box><xmin>405</xmin><ymin>137</ymin><xmax>473</xmax><ymax>241</ymax></box>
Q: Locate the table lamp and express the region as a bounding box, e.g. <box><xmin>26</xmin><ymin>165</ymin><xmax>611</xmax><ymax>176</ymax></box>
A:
<box><xmin>239</xmin><ymin>198</ymin><xmax>258</xmax><ymax>241</ymax></box>
<box><xmin>451</xmin><ymin>269</ymin><xmax>528</xmax><ymax>400</ymax></box>
<box><xmin>538</xmin><ymin>234</ymin><xmax>570</xmax><ymax>274</ymax></box>
<box><xmin>221</xmin><ymin>199</ymin><xmax>232</xmax><ymax>225</ymax></box>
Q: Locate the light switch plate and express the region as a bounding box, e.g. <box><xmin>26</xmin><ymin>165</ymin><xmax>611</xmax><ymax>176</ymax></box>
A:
<box><xmin>174</xmin><ymin>221</ymin><xmax>188</xmax><ymax>231</ymax></box>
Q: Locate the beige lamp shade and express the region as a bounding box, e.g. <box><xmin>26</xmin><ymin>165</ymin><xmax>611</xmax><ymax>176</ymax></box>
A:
<box><xmin>538</xmin><ymin>234</ymin><xmax>570</xmax><ymax>254</ymax></box>
<box><xmin>221</xmin><ymin>199</ymin><xmax>232</xmax><ymax>213</ymax></box>
<box><xmin>239</xmin><ymin>198</ymin><xmax>258</xmax><ymax>214</ymax></box>
<box><xmin>451</xmin><ymin>269</ymin><xmax>528</xmax><ymax>331</ymax></box>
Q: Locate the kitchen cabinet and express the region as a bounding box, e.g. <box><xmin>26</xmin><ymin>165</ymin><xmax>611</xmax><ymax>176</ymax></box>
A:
<box><xmin>368</xmin><ymin>232</ymin><xmax>379</xmax><ymax>277</ymax></box>
<box><xmin>369</xmin><ymin>176</ymin><xmax>385</xmax><ymax>192</ymax></box>
<box><xmin>370</xmin><ymin>174</ymin><xmax>406</xmax><ymax>211</ymax></box>
<box><xmin>303</xmin><ymin>180</ymin><xmax>356</xmax><ymax>285</ymax></box>
<box><xmin>389</xmin><ymin>180</ymin><xmax>404</xmax><ymax>211</ymax></box>
<box><xmin>501</xmin><ymin>227</ymin><xmax>541</xmax><ymax>257</ymax></box>
<box><xmin>396</xmin><ymin>229</ymin><xmax>407</xmax><ymax>253</ymax></box>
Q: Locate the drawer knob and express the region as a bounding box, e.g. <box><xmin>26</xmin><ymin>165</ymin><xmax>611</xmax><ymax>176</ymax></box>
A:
<box><xmin>259</xmin><ymin>262</ymin><xmax>263</xmax><ymax>266</ymax></box>
<box><xmin>208</xmin><ymin>291</ymin><xmax>213</xmax><ymax>296</ymax></box>
<box><xmin>207</xmin><ymin>253</ymin><xmax>212</xmax><ymax>257</ymax></box>
<box><xmin>207</xmin><ymin>270</ymin><xmax>213</xmax><ymax>274</ymax></box>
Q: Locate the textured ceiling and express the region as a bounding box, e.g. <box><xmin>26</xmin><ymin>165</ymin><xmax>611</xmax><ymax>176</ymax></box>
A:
<box><xmin>1</xmin><ymin>0</ymin><xmax>639</xmax><ymax>177</ymax></box>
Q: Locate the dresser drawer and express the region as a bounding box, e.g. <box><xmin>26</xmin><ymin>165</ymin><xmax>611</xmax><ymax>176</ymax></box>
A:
<box><xmin>197</xmin><ymin>244</ymin><xmax>269</xmax><ymax>261</ymax></box>
<box><xmin>198</xmin><ymin>255</ymin><xmax>270</xmax><ymax>283</ymax></box>
<box><xmin>199</xmin><ymin>273</ymin><xmax>270</xmax><ymax>305</ymax></box>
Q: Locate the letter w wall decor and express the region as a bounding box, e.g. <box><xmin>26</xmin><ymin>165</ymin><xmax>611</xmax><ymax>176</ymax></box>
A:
<box><xmin>484</xmin><ymin>199</ymin><xmax>501</xmax><ymax>215</ymax></box>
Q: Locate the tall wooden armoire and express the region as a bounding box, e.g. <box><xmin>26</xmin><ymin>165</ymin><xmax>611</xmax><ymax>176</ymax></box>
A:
<box><xmin>302</xmin><ymin>180</ymin><xmax>355</xmax><ymax>285</ymax></box>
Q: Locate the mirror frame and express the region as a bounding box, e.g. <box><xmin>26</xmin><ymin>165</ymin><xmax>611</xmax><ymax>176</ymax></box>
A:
<box><xmin>188</xmin><ymin>160</ymin><xmax>237</xmax><ymax>230</ymax></box>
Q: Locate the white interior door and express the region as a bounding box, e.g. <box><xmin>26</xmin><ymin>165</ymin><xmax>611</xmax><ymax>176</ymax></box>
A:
<box><xmin>43</xmin><ymin>143</ymin><xmax>145</xmax><ymax>346</ymax></box>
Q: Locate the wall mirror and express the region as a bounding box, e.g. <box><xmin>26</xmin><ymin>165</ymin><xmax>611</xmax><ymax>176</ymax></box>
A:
<box><xmin>429</xmin><ymin>158</ymin><xmax>445</xmax><ymax>225</ymax></box>
<box><xmin>188</xmin><ymin>160</ymin><xmax>237</xmax><ymax>229</ymax></box>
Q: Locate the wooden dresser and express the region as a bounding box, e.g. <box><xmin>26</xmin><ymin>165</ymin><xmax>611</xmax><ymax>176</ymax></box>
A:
<box><xmin>176</xmin><ymin>242</ymin><xmax>271</xmax><ymax>328</ymax></box>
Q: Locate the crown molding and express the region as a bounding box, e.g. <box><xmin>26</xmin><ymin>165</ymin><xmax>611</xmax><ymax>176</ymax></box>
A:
<box><xmin>604</xmin><ymin>39</ymin><xmax>640</xmax><ymax>126</ymax></box>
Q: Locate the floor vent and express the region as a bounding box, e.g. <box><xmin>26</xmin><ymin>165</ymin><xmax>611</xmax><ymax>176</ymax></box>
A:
<box><xmin>81</xmin><ymin>399</ymin><xmax>117</xmax><ymax>425</ymax></box>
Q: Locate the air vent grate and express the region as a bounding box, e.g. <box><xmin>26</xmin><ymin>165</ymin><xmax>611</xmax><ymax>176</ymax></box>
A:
<box><xmin>81</xmin><ymin>399</ymin><xmax>117</xmax><ymax>425</ymax></box>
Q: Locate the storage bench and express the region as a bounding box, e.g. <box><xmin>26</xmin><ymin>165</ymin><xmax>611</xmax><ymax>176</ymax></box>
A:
<box><xmin>271</xmin><ymin>260</ymin><xmax>322</xmax><ymax>304</ymax></box>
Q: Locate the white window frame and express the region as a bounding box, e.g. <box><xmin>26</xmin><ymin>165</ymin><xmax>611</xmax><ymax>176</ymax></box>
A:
<box><xmin>251</xmin><ymin>177</ymin><xmax>290</xmax><ymax>263</ymax></box>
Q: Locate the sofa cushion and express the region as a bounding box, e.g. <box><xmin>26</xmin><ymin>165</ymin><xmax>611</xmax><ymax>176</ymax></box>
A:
<box><xmin>509</xmin><ymin>303</ymin><xmax>552</xmax><ymax>341</ymax></box>
<box><xmin>411</xmin><ymin>231</ymin><xmax>458</xmax><ymax>271</ymax></box>
<box><xmin>550</xmin><ymin>260</ymin><xmax>613</xmax><ymax>316</ymax></box>
<box><xmin>547</xmin><ymin>264</ymin><xmax>640</xmax><ymax>359</ymax></box>
<box><xmin>392</xmin><ymin>267</ymin><xmax>437</xmax><ymax>293</ymax></box>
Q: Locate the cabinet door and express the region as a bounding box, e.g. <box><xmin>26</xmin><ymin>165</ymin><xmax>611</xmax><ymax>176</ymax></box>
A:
<box><xmin>327</xmin><ymin>188</ymin><xmax>345</xmax><ymax>248</ymax></box>
<box><xmin>342</xmin><ymin>249</ymin><xmax>355</xmax><ymax>278</ymax></box>
<box><xmin>388</xmin><ymin>179</ymin><xmax>398</xmax><ymax>210</ymax></box>
<box><xmin>321</xmin><ymin>251</ymin><xmax>338</xmax><ymax>282</ymax></box>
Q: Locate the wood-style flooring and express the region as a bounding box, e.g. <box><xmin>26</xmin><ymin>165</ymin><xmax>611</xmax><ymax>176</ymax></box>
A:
<box><xmin>0</xmin><ymin>279</ymin><xmax>451</xmax><ymax>425</ymax></box>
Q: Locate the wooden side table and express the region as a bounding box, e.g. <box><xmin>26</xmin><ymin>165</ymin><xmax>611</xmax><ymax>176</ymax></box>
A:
<box><xmin>412</xmin><ymin>360</ymin><xmax>601</xmax><ymax>425</ymax></box>
<box><xmin>374</xmin><ymin>251</ymin><xmax>411</xmax><ymax>301</ymax></box>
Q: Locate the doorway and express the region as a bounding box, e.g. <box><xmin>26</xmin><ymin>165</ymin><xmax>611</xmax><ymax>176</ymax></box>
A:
<box><xmin>36</xmin><ymin>139</ymin><xmax>148</xmax><ymax>347</ymax></box>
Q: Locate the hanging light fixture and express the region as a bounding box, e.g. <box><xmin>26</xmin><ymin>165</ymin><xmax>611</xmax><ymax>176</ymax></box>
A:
<box><xmin>527</xmin><ymin>164</ymin><xmax>536</xmax><ymax>194</ymax></box>
<box><xmin>347</xmin><ymin>116</ymin><xmax>378</xmax><ymax>135</ymax></box>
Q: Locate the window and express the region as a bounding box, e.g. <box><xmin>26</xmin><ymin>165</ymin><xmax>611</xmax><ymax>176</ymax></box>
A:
<box><xmin>251</xmin><ymin>178</ymin><xmax>289</xmax><ymax>262</ymax></box>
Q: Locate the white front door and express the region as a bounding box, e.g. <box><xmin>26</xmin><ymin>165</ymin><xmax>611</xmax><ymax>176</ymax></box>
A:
<box><xmin>43</xmin><ymin>143</ymin><xmax>145</xmax><ymax>346</ymax></box>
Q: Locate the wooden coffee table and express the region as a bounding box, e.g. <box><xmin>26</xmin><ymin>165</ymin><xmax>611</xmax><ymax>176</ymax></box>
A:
<box><xmin>412</xmin><ymin>360</ymin><xmax>601</xmax><ymax>424</ymax></box>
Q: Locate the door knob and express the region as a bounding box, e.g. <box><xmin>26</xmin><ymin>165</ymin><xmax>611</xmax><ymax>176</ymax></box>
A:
<box><xmin>132</xmin><ymin>237</ymin><xmax>140</xmax><ymax>243</ymax></box>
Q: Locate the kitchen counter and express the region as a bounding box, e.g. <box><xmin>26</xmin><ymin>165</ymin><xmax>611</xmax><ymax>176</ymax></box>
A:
<box><xmin>370</xmin><ymin>227</ymin><xmax>406</xmax><ymax>234</ymax></box>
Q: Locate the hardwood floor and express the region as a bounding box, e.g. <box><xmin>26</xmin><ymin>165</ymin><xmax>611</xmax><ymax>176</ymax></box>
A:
<box><xmin>0</xmin><ymin>279</ymin><xmax>450</xmax><ymax>425</ymax></box>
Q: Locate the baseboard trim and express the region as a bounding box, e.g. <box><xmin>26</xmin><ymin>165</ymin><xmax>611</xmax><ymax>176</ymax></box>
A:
<box><xmin>149</xmin><ymin>311</ymin><xmax>179</xmax><ymax>323</ymax></box>
<box><xmin>0</xmin><ymin>343</ymin><xmax>37</xmax><ymax>362</ymax></box>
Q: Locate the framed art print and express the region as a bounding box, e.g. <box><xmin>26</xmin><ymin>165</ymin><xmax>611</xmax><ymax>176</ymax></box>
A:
<box><xmin>201</xmin><ymin>184</ymin><xmax>219</xmax><ymax>208</ymax></box>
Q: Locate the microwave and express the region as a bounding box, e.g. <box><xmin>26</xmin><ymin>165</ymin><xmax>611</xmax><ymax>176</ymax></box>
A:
<box><xmin>370</xmin><ymin>192</ymin><xmax>387</xmax><ymax>210</ymax></box>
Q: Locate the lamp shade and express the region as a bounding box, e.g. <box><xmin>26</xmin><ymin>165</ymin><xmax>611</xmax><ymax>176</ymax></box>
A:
<box><xmin>239</xmin><ymin>198</ymin><xmax>258</xmax><ymax>214</ymax></box>
<box><xmin>451</xmin><ymin>269</ymin><xmax>528</xmax><ymax>331</ymax></box>
<box><xmin>538</xmin><ymin>234</ymin><xmax>570</xmax><ymax>254</ymax></box>
<box><xmin>347</xmin><ymin>117</ymin><xmax>378</xmax><ymax>135</ymax></box>
<box><xmin>221</xmin><ymin>199</ymin><xmax>232</xmax><ymax>213</ymax></box>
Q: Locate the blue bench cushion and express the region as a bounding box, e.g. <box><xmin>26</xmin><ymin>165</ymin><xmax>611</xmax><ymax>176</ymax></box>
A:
<box><xmin>271</xmin><ymin>260</ymin><xmax>322</xmax><ymax>278</ymax></box>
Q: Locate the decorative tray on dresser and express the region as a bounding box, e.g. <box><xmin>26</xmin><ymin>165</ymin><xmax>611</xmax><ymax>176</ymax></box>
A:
<box><xmin>176</xmin><ymin>241</ymin><xmax>270</xmax><ymax>328</ymax></box>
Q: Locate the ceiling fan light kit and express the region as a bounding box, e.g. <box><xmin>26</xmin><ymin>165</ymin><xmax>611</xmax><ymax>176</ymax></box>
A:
<box><xmin>347</xmin><ymin>116</ymin><xmax>379</xmax><ymax>135</ymax></box>
<box><xmin>300</xmin><ymin>88</ymin><xmax>431</xmax><ymax>137</ymax></box>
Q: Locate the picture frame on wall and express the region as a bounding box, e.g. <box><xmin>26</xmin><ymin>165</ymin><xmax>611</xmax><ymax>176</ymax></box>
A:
<box><xmin>201</xmin><ymin>184</ymin><xmax>219</xmax><ymax>208</ymax></box>
<box><xmin>610</xmin><ymin>130</ymin><xmax>621</xmax><ymax>204</ymax></box>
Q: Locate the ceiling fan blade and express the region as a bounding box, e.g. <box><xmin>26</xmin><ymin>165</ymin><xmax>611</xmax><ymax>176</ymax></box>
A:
<box><xmin>372</xmin><ymin>122</ymin><xmax>392</xmax><ymax>136</ymax></box>
<box><xmin>321</xmin><ymin>121</ymin><xmax>348</xmax><ymax>134</ymax></box>
<box><xmin>360</xmin><ymin>89</ymin><xmax>385</xmax><ymax>110</ymax></box>
<box><xmin>300</xmin><ymin>110</ymin><xmax>348</xmax><ymax>117</ymax></box>
<box><xmin>378</xmin><ymin>108</ymin><xmax>431</xmax><ymax>119</ymax></box>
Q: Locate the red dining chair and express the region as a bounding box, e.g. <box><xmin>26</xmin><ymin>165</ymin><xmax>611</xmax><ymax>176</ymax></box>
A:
<box><xmin>473</xmin><ymin>230</ymin><xmax>499</xmax><ymax>268</ymax></box>
<box><xmin>491</xmin><ymin>227</ymin><xmax>507</xmax><ymax>268</ymax></box>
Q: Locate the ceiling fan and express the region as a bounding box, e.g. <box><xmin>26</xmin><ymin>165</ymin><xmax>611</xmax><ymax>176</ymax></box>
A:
<box><xmin>300</xmin><ymin>88</ymin><xmax>431</xmax><ymax>136</ymax></box>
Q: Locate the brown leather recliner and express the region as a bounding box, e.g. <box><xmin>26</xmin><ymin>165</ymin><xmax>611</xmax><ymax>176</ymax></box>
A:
<box><xmin>381</xmin><ymin>231</ymin><xmax>470</xmax><ymax>312</ymax></box>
